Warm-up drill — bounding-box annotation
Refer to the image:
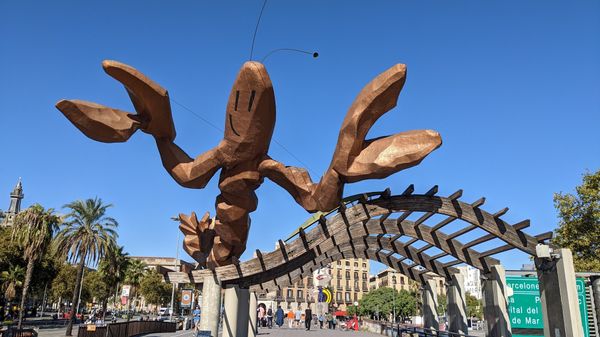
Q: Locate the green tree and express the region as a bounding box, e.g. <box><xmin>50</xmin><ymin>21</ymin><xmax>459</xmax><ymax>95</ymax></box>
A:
<box><xmin>552</xmin><ymin>170</ymin><xmax>600</xmax><ymax>271</ymax></box>
<box><xmin>139</xmin><ymin>270</ymin><xmax>172</xmax><ymax>310</ymax></box>
<box><xmin>98</xmin><ymin>245</ymin><xmax>129</xmax><ymax>318</ymax></box>
<box><xmin>358</xmin><ymin>287</ymin><xmax>416</xmax><ymax>321</ymax></box>
<box><xmin>85</xmin><ymin>270</ymin><xmax>110</xmax><ymax>308</ymax></box>
<box><xmin>12</xmin><ymin>204</ymin><xmax>61</xmax><ymax>328</ymax></box>
<box><xmin>395</xmin><ymin>290</ymin><xmax>417</xmax><ymax>319</ymax></box>
<box><xmin>51</xmin><ymin>263</ymin><xmax>77</xmax><ymax>303</ymax></box>
<box><xmin>437</xmin><ymin>293</ymin><xmax>447</xmax><ymax>316</ymax></box>
<box><xmin>0</xmin><ymin>228</ymin><xmax>23</xmax><ymax>277</ymax></box>
<box><xmin>1</xmin><ymin>264</ymin><xmax>24</xmax><ymax>302</ymax></box>
<box><xmin>466</xmin><ymin>294</ymin><xmax>482</xmax><ymax>318</ymax></box>
<box><xmin>54</xmin><ymin>198</ymin><xmax>118</xmax><ymax>336</ymax></box>
<box><xmin>124</xmin><ymin>259</ymin><xmax>147</xmax><ymax>313</ymax></box>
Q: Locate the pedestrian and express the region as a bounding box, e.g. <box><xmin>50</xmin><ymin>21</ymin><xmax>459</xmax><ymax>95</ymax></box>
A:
<box><xmin>332</xmin><ymin>315</ymin><xmax>337</xmax><ymax>330</ymax></box>
<box><xmin>258</xmin><ymin>305</ymin><xmax>265</xmax><ymax>328</ymax></box>
<box><xmin>318</xmin><ymin>313</ymin><xmax>324</xmax><ymax>329</ymax></box>
<box><xmin>294</xmin><ymin>307</ymin><xmax>302</xmax><ymax>328</ymax></box>
<box><xmin>275</xmin><ymin>306</ymin><xmax>284</xmax><ymax>328</ymax></box>
<box><xmin>287</xmin><ymin>310</ymin><xmax>294</xmax><ymax>328</ymax></box>
<box><xmin>326</xmin><ymin>312</ymin><xmax>333</xmax><ymax>329</ymax></box>
<box><xmin>266</xmin><ymin>306</ymin><xmax>273</xmax><ymax>328</ymax></box>
<box><xmin>304</xmin><ymin>307</ymin><xmax>312</xmax><ymax>331</ymax></box>
<box><xmin>192</xmin><ymin>306</ymin><xmax>201</xmax><ymax>329</ymax></box>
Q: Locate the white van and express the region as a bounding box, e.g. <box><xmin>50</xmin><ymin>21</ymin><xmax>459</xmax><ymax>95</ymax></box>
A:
<box><xmin>158</xmin><ymin>307</ymin><xmax>171</xmax><ymax>317</ymax></box>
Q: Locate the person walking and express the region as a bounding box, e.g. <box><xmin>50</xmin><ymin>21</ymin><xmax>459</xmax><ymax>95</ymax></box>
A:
<box><xmin>266</xmin><ymin>306</ymin><xmax>273</xmax><ymax>328</ymax></box>
<box><xmin>294</xmin><ymin>307</ymin><xmax>302</xmax><ymax>328</ymax></box>
<box><xmin>318</xmin><ymin>313</ymin><xmax>324</xmax><ymax>329</ymax></box>
<box><xmin>326</xmin><ymin>312</ymin><xmax>333</xmax><ymax>329</ymax></box>
<box><xmin>287</xmin><ymin>310</ymin><xmax>294</xmax><ymax>328</ymax></box>
<box><xmin>275</xmin><ymin>306</ymin><xmax>284</xmax><ymax>328</ymax></box>
<box><xmin>304</xmin><ymin>307</ymin><xmax>312</xmax><ymax>331</ymax></box>
<box><xmin>192</xmin><ymin>306</ymin><xmax>201</xmax><ymax>329</ymax></box>
<box><xmin>258</xmin><ymin>305</ymin><xmax>265</xmax><ymax>328</ymax></box>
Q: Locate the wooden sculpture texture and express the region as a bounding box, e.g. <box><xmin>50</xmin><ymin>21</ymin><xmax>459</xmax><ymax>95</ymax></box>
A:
<box><xmin>56</xmin><ymin>60</ymin><xmax>442</xmax><ymax>268</ymax></box>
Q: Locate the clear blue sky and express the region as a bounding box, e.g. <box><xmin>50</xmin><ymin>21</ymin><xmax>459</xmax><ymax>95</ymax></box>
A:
<box><xmin>1</xmin><ymin>1</ymin><xmax>598</xmax><ymax>274</ymax></box>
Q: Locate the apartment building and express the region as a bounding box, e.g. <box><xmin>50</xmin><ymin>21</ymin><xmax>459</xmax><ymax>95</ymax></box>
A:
<box><xmin>258</xmin><ymin>257</ymin><xmax>370</xmax><ymax>312</ymax></box>
<box><xmin>370</xmin><ymin>267</ymin><xmax>447</xmax><ymax>297</ymax></box>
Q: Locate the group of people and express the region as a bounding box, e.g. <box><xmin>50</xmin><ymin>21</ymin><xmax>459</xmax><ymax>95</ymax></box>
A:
<box><xmin>256</xmin><ymin>305</ymin><xmax>345</xmax><ymax>331</ymax></box>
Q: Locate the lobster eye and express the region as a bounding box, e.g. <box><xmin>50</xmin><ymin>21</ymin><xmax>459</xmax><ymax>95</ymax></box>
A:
<box><xmin>234</xmin><ymin>90</ymin><xmax>240</xmax><ymax>111</ymax></box>
<box><xmin>248</xmin><ymin>90</ymin><xmax>256</xmax><ymax>111</ymax></box>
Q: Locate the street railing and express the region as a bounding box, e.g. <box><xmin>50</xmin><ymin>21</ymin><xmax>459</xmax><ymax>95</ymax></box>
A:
<box><xmin>398</xmin><ymin>326</ymin><xmax>477</xmax><ymax>337</ymax></box>
<box><xmin>77</xmin><ymin>321</ymin><xmax>176</xmax><ymax>337</ymax></box>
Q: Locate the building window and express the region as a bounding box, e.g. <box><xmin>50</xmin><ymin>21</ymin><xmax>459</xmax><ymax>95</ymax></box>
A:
<box><xmin>354</xmin><ymin>271</ymin><xmax>359</xmax><ymax>279</ymax></box>
<box><xmin>354</xmin><ymin>281</ymin><xmax>359</xmax><ymax>288</ymax></box>
<box><xmin>346</xmin><ymin>271</ymin><xmax>350</xmax><ymax>278</ymax></box>
<box><xmin>336</xmin><ymin>292</ymin><xmax>342</xmax><ymax>301</ymax></box>
<box><xmin>345</xmin><ymin>261</ymin><xmax>350</xmax><ymax>266</ymax></box>
<box><xmin>362</xmin><ymin>263</ymin><xmax>366</xmax><ymax>268</ymax></box>
<box><xmin>287</xmin><ymin>289</ymin><xmax>293</xmax><ymax>298</ymax></box>
<box><xmin>362</xmin><ymin>282</ymin><xmax>367</xmax><ymax>290</ymax></box>
<box><xmin>362</xmin><ymin>272</ymin><xmax>367</xmax><ymax>279</ymax></box>
<box><xmin>297</xmin><ymin>290</ymin><xmax>303</xmax><ymax>298</ymax></box>
<box><xmin>337</xmin><ymin>271</ymin><xmax>342</xmax><ymax>278</ymax></box>
<box><xmin>392</xmin><ymin>276</ymin><xmax>397</xmax><ymax>284</ymax></box>
<box><xmin>354</xmin><ymin>292</ymin><xmax>358</xmax><ymax>301</ymax></box>
<box><xmin>354</xmin><ymin>262</ymin><xmax>358</xmax><ymax>267</ymax></box>
<box><xmin>345</xmin><ymin>292</ymin><xmax>351</xmax><ymax>302</ymax></box>
<box><xmin>346</xmin><ymin>279</ymin><xmax>350</xmax><ymax>287</ymax></box>
<box><xmin>337</xmin><ymin>261</ymin><xmax>341</xmax><ymax>266</ymax></box>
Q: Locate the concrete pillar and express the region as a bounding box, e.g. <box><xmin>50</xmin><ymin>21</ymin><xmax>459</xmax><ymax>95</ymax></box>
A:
<box><xmin>222</xmin><ymin>285</ymin><xmax>250</xmax><ymax>337</ymax></box>
<box><xmin>199</xmin><ymin>276</ymin><xmax>221</xmax><ymax>337</ymax></box>
<box><xmin>447</xmin><ymin>273</ymin><xmax>468</xmax><ymax>335</ymax></box>
<box><xmin>421</xmin><ymin>278</ymin><xmax>439</xmax><ymax>331</ymax></box>
<box><xmin>535</xmin><ymin>248</ymin><xmax>584</xmax><ymax>337</ymax></box>
<box><xmin>482</xmin><ymin>264</ymin><xmax>511</xmax><ymax>337</ymax></box>
<box><xmin>248</xmin><ymin>292</ymin><xmax>257</xmax><ymax>337</ymax></box>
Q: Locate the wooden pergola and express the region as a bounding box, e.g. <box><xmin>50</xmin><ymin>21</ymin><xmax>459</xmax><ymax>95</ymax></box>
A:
<box><xmin>168</xmin><ymin>185</ymin><xmax>588</xmax><ymax>337</ymax></box>
<box><xmin>167</xmin><ymin>185</ymin><xmax>552</xmax><ymax>288</ymax></box>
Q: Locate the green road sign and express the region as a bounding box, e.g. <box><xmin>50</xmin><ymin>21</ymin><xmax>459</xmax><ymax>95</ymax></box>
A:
<box><xmin>506</xmin><ymin>276</ymin><xmax>589</xmax><ymax>337</ymax></box>
<box><xmin>577</xmin><ymin>278</ymin><xmax>590</xmax><ymax>337</ymax></box>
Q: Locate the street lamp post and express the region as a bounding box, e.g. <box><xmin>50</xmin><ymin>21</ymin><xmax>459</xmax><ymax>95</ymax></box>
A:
<box><xmin>169</xmin><ymin>216</ymin><xmax>181</xmax><ymax>322</ymax></box>
<box><xmin>392</xmin><ymin>288</ymin><xmax>396</xmax><ymax>324</ymax></box>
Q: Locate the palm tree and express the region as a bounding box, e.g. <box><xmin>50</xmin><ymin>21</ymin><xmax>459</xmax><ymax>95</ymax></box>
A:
<box><xmin>54</xmin><ymin>198</ymin><xmax>118</xmax><ymax>336</ymax></box>
<box><xmin>12</xmin><ymin>204</ymin><xmax>61</xmax><ymax>329</ymax></box>
<box><xmin>124</xmin><ymin>259</ymin><xmax>146</xmax><ymax>315</ymax></box>
<box><xmin>1</xmin><ymin>264</ymin><xmax>24</xmax><ymax>302</ymax></box>
<box><xmin>98</xmin><ymin>245</ymin><xmax>129</xmax><ymax>319</ymax></box>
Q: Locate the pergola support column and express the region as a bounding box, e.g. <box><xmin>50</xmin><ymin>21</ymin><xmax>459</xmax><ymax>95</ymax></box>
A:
<box><xmin>447</xmin><ymin>273</ymin><xmax>468</xmax><ymax>335</ymax></box>
<box><xmin>248</xmin><ymin>291</ymin><xmax>257</xmax><ymax>337</ymax></box>
<box><xmin>199</xmin><ymin>275</ymin><xmax>222</xmax><ymax>337</ymax></box>
<box><xmin>223</xmin><ymin>285</ymin><xmax>250</xmax><ymax>337</ymax></box>
<box><xmin>535</xmin><ymin>248</ymin><xmax>584</xmax><ymax>337</ymax></box>
<box><xmin>482</xmin><ymin>264</ymin><xmax>511</xmax><ymax>337</ymax></box>
<box><xmin>422</xmin><ymin>278</ymin><xmax>439</xmax><ymax>331</ymax></box>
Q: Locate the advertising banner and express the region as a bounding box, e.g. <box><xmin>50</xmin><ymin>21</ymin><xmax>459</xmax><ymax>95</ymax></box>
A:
<box><xmin>181</xmin><ymin>289</ymin><xmax>193</xmax><ymax>308</ymax></box>
<box><xmin>121</xmin><ymin>285</ymin><xmax>131</xmax><ymax>297</ymax></box>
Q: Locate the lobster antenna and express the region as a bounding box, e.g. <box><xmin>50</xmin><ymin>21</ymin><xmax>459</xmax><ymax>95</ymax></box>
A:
<box><xmin>261</xmin><ymin>48</ymin><xmax>319</xmax><ymax>63</ymax></box>
<box><xmin>249</xmin><ymin>0</ymin><xmax>268</xmax><ymax>61</ymax></box>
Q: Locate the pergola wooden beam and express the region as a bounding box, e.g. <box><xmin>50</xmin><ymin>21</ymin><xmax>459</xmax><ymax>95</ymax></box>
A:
<box><xmin>164</xmin><ymin>188</ymin><xmax>549</xmax><ymax>290</ymax></box>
